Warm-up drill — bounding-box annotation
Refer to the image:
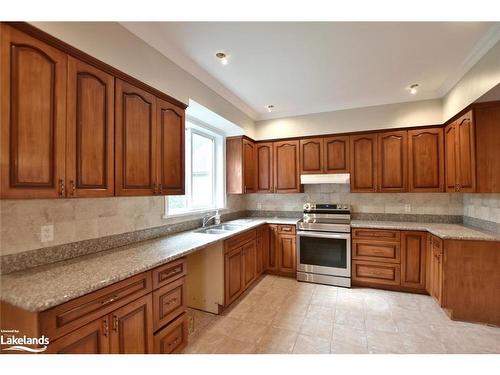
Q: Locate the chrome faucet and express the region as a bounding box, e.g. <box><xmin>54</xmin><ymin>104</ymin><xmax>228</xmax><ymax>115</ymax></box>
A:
<box><xmin>202</xmin><ymin>210</ymin><xmax>220</xmax><ymax>227</ymax></box>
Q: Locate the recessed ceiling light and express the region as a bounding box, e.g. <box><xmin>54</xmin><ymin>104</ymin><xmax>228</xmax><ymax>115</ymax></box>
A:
<box><xmin>216</xmin><ymin>52</ymin><xmax>228</xmax><ymax>65</ymax></box>
<box><xmin>266</xmin><ymin>105</ymin><xmax>275</xmax><ymax>112</ymax></box>
<box><xmin>409</xmin><ymin>84</ymin><xmax>419</xmax><ymax>95</ymax></box>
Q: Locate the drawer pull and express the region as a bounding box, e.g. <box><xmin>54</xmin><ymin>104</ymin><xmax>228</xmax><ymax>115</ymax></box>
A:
<box><xmin>100</xmin><ymin>294</ymin><xmax>119</xmax><ymax>305</ymax></box>
<box><xmin>161</xmin><ymin>267</ymin><xmax>181</xmax><ymax>280</ymax></box>
<box><xmin>103</xmin><ymin>318</ymin><xmax>109</xmax><ymax>337</ymax></box>
<box><xmin>113</xmin><ymin>315</ymin><xmax>119</xmax><ymax>332</ymax></box>
<box><xmin>169</xmin><ymin>337</ymin><xmax>180</xmax><ymax>348</ymax></box>
<box><xmin>163</xmin><ymin>297</ymin><xmax>178</xmax><ymax>306</ymax></box>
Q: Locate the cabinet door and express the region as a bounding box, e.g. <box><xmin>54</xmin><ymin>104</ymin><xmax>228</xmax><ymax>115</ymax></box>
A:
<box><xmin>243</xmin><ymin>240</ymin><xmax>257</xmax><ymax>288</ymax></box>
<box><xmin>401</xmin><ymin>231</ymin><xmax>427</xmax><ymax>290</ymax></box>
<box><xmin>430</xmin><ymin>236</ymin><xmax>443</xmax><ymax>305</ymax></box>
<box><xmin>109</xmin><ymin>294</ymin><xmax>154</xmax><ymax>354</ymax></box>
<box><xmin>267</xmin><ymin>225</ymin><xmax>279</xmax><ymax>271</ymax></box>
<box><xmin>300</xmin><ymin>138</ymin><xmax>324</xmax><ymax>174</ymax></box>
<box><xmin>278</xmin><ymin>234</ymin><xmax>296</xmax><ymax>275</ymax></box>
<box><xmin>445</xmin><ymin>123</ymin><xmax>458</xmax><ymax>192</ymax></box>
<box><xmin>47</xmin><ymin>317</ymin><xmax>109</xmax><ymax>354</ymax></box>
<box><xmin>224</xmin><ymin>246</ymin><xmax>244</xmax><ymax>306</ymax></box>
<box><xmin>324</xmin><ymin>136</ymin><xmax>349</xmax><ymax>173</ymax></box>
<box><xmin>273</xmin><ymin>140</ymin><xmax>301</xmax><ymax>193</ymax></box>
<box><xmin>256</xmin><ymin>143</ymin><xmax>274</xmax><ymax>192</ymax></box>
<box><xmin>66</xmin><ymin>56</ymin><xmax>114</xmax><ymax>198</ymax></box>
<box><xmin>1</xmin><ymin>25</ymin><xmax>67</xmax><ymax>199</ymax></box>
<box><xmin>243</xmin><ymin>138</ymin><xmax>257</xmax><ymax>193</ymax></box>
<box><xmin>408</xmin><ymin>128</ymin><xmax>444</xmax><ymax>192</ymax></box>
<box><xmin>156</xmin><ymin>98</ymin><xmax>185</xmax><ymax>195</ymax></box>
<box><xmin>378</xmin><ymin>131</ymin><xmax>407</xmax><ymax>192</ymax></box>
<box><xmin>456</xmin><ymin>111</ymin><xmax>476</xmax><ymax>192</ymax></box>
<box><xmin>256</xmin><ymin>227</ymin><xmax>264</xmax><ymax>275</ymax></box>
<box><xmin>350</xmin><ymin>134</ymin><xmax>377</xmax><ymax>192</ymax></box>
<box><xmin>115</xmin><ymin>79</ymin><xmax>157</xmax><ymax>196</ymax></box>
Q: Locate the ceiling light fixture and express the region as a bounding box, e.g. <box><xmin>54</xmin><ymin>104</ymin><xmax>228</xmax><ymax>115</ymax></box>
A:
<box><xmin>216</xmin><ymin>52</ymin><xmax>228</xmax><ymax>65</ymax></box>
<box><xmin>266</xmin><ymin>105</ymin><xmax>275</xmax><ymax>112</ymax></box>
<box><xmin>409</xmin><ymin>84</ymin><xmax>419</xmax><ymax>95</ymax></box>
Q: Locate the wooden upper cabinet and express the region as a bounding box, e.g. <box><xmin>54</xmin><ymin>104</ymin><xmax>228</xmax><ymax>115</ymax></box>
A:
<box><xmin>242</xmin><ymin>138</ymin><xmax>257</xmax><ymax>193</ymax></box>
<box><xmin>455</xmin><ymin>111</ymin><xmax>476</xmax><ymax>192</ymax></box>
<box><xmin>156</xmin><ymin>99</ymin><xmax>185</xmax><ymax>195</ymax></box>
<box><xmin>377</xmin><ymin>131</ymin><xmax>408</xmax><ymax>192</ymax></box>
<box><xmin>226</xmin><ymin>136</ymin><xmax>256</xmax><ymax>194</ymax></box>
<box><xmin>1</xmin><ymin>24</ymin><xmax>67</xmax><ymax>199</ymax></box>
<box><xmin>300</xmin><ymin>138</ymin><xmax>324</xmax><ymax>174</ymax></box>
<box><xmin>324</xmin><ymin>136</ymin><xmax>349</xmax><ymax>173</ymax></box>
<box><xmin>445</xmin><ymin>123</ymin><xmax>458</xmax><ymax>192</ymax></box>
<box><xmin>256</xmin><ymin>143</ymin><xmax>273</xmax><ymax>192</ymax></box>
<box><xmin>273</xmin><ymin>140</ymin><xmax>301</xmax><ymax>193</ymax></box>
<box><xmin>474</xmin><ymin>103</ymin><xmax>500</xmax><ymax>192</ymax></box>
<box><xmin>66</xmin><ymin>57</ymin><xmax>114</xmax><ymax>198</ymax></box>
<box><xmin>408</xmin><ymin>128</ymin><xmax>444</xmax><ymax>192</ymax></box>
<box><xmin>445</xmin><ymin>111</ymin><xmax>476</xmax><ymax>193</ymax></box>
<box><xmin>350</xmin><ymin>134</ymin><xmax>377</xmax><ymax>192</ymax></box>
<box><xmin>115</xmin><ymin>79</ymin><xmax>157</xmax><ymax>196</ymax></box>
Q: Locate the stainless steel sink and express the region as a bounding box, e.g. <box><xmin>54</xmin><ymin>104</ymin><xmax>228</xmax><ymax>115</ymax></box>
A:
<box><xmin>194</xmin><ymin>224</ymin><xmax>243</xmax><ymax>234</ymax></box>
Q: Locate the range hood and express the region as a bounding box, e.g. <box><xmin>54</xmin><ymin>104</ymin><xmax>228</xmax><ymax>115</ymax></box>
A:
<box><xmin>300</xmin><ymin>173</ymin><xmax>350</xmax><ymax>184</ymax></box>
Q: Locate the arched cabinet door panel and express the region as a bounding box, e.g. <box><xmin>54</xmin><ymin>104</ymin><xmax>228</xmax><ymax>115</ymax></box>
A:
<box><xmin>156</xmin><ymin>99</ymin><xmax>185</xmax><ymax>195</ymax></box>
<box><xmin>300</xmin><ymin>138</ymin><xmax>324</xmax><ymax>174</ymax></box>
<box><xmin>66</xmin><ymin>56</ymin><xmax>114</xmax><ymax>197</ymax></box>
<box><xmin>350</xmin><ymin>134</ymin><xmax>377</xmax><ymax>192</ymax></box>
<box><xmin>324</xmin><ymin>136</ymin><xmax>349</xmax><ymax>173</ymax></box>
<box><xmin>115</xmin><ymin>79</ymin><xmax>157</xmax><ymax>196</ymax></box>
<box><xmin>378</xmin><ymin>131</ymin><xmax>408</xmax><ymax>192</ymax></box>
<box><xmin>1</xmin><ymin>24</ymin><xmax>67</xmax><ymax>198</ymax></box>
<box><xmin>273</xmin><ymin>140</ymin><xmax>301</xmax><ymax>193</ymax></box>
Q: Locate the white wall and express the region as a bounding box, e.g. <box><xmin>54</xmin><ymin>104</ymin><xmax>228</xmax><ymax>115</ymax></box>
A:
<box><xmin>30</xmin><ymin>22</ymin><xmax>256</xmax><ymax>138</ymax></box>
<box><xmin>254</xmin><ymin>99</ymin><xmax>443</xmax><ymax>140</ymax></box>
<box><xmin>443</xmin><ymin>41</ymin><xmax>500</xmax><ymax>121</ymax></box>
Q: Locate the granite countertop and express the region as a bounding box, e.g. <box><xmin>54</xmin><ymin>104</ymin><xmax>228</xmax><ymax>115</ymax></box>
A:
<box><xmin>351</xmin><ymin>220</ymin><xmax>500</xmax><ymax>241</ymax></box>
<box><xmin>0</xmin><ymin>217</ymin><xmax>299</xmax><ymax>312</ymax></box>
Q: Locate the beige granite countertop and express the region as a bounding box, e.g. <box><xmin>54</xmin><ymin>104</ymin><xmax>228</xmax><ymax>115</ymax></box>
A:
<box><xmin>351</xmin><ymin>220</ymin><xmax>500</xmax><ymax>241</ymax></box>
<box><xmin>0</xmin><ymin>217</ymin><xmax>299</xmax><ymax>312</ymax></box>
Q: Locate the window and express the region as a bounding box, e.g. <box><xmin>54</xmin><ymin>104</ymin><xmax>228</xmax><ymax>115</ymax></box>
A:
<box><xmin>166</xmin><ymin>119</ymin><xmax>224</xmax><ymax>215</ymax></box>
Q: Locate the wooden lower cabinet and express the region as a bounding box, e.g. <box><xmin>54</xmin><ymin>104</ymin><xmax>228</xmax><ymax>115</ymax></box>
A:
<box><xmin>267</xmin><ymin>225</ymin><xmax>279</xmax><ymax>271</ymax></box>
<box><xmin>352</xmin><ymin>260</ymin><xmax>401</xmax><ymax>286</ymax></box>
<box><xmin>153</xmin><ymin>277</ymin><xmax>186</xmax><ymax>331</ymax></box>
<box><xmin>429</xmin><ymin>235</ymin><xmax>443</xmax><ymax>305</ymax></box>
<box><xmin>154</xmin><ymin>313</ymin><xmax>188</xmax><ymax>354</ymax></box>
<box><xmin>109</xmin><ymin>294</ymin><xmax>154</xmax><ymax>354</ymax></box>
<box><xmin>46</xmin><ymin>317</ymin><xmax>109</xmax><ymax>354</ymax></box>
<box><xmin>243</xmin><ymin>240</ymin><xmax>257</xmax><ymax>287</ymax></box>
<box><xmin>400</xmin><ymin>231</ymin><xmax>427</xmax><ymax>291</ymax></box>
<box><xmin>277</xmin><ymin>233</ymin><xmax>296</xmax><ymax>276</ymax></box>
<box><xmin>224</xmin><ymin>246</ymin><xmax>245</xmax><ymax>306</ymax></box>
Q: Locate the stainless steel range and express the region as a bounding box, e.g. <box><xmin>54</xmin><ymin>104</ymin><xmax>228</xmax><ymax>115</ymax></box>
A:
<box><xmin>296</xmin><ymin>203</ymin><xmax>351</xmax><ymax>287</ymax></box>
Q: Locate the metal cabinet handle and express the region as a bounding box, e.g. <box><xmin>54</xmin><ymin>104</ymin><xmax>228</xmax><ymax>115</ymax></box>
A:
<box><xmin>103</xmin><ymin>317</ymin><xmax>109</xmax><ymax>337</ymax></box>
<box><xmin>113</xmin><ymin>315</ymin><xmax>118</xmax><ymax>333</ymax></box>
<box><xmin>70</xmin><ymin>180</ymin><xmax>76</xmax><ymax>196</ymax></box>
<box><xmin>159</xmin><ymin>183</ymin><xmax>163</xmax><ymax>195</ymax></box>
<box><xmin>164</xmin><ymin>297</ymin><xmax>177</xmax><ymax>306</ymax></box>
<box><xmin>100</xmin><ymin>294</ymin><xmax>119</xmax><ymax>305</ymax></box>
<box><xmin>58</xmin><ymin>179</ymin><xmax>65</xmax><ymax>197</ymax></box>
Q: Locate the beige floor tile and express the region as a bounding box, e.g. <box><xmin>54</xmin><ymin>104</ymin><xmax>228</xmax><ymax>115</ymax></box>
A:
<box><xmin>206</xmin><ymin>316</ymin><xmax>242</xmax><ymax>337</ymax></box>
<box><xmin>255</xmin><ymin>327</ymin><xmax>298</xmax><ymax>353</ymax></box>
<box><xmin>331</xmin><ymin>324</ymin><xmax>368</xmax><ymax>354</ymax></box>
<box><xmin>300</xmin><ymin>318</ymin><xmax>334</xmax><ymax>340</ymax></box>
<box><xmin>366</xmin><ymin>330</ymin><xmax>410</xmax><ymax>354</ymax></box>
<box><xmin>272</xmin><ymin>313</ymin><xmax>305</xmax><ymax>331</ymax></box>
<box><xmin>310</xmin><ymin>294</ymin><xmax>337</xmax><ymax>307</ymax></box>
<box><xmin>365</xmin><ymin>315</ymin><xmax>399</xmax><ymax>333</ymax></box>
<box><xmin>293</xmin><ymin>333</ymin><xmax>331</xmax><ymax>354</ymax></box>
<box><xmin>279</xmin><ymin>301</ymin><xmax>310</xmax><ymax>317</ymax></box>
<box><xmin>242</xmin><ymin>306</ymin><xmax>278</xmax><ymax>325</ymax></box>
<box><xmin>306</xmin><ymin>304</ymin><xmax>335</xmax><ymax>322</ymax></box>
<box><xmin>231</xmin><ymin>320</ymin><xmax>269</xmax><ymax>344</ymax></box>
<box><xmin>334</xmin><ymin>308</ymin><xmax>365</xmax><ymax>330</ymax></box>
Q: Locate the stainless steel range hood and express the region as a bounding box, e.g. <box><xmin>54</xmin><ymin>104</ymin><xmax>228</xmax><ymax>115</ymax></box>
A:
<box><xmin>300</xmin><ymin>173</ymin><xmax>350</xmax><ymax>184</ymax></box>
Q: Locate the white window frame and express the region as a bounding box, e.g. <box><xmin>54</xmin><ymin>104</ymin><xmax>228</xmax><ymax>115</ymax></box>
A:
<box><xmin>164</xmin><ymin>117</ymin><xmax>225</xmax><ymax>217</ymax></box>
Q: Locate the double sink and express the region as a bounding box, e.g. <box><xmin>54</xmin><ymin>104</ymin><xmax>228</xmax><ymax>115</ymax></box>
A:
<box><xmin>194</xmin><ymin>224</ymin><xmax>244</xmax><ymax>235</ymax></box>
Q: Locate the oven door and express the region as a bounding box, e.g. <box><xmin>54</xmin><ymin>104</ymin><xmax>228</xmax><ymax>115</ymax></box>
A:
<box><xmin>296</xmin><ymin>231</ymin><xmax>351</xmax><ymax>277</ymax></box>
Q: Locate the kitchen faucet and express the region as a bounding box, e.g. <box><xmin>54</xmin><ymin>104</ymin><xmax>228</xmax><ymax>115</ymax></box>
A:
<box><xmin>202</xmin><ymin>210</ymin><xmax>220</xmax><ymax>227</ymax></box>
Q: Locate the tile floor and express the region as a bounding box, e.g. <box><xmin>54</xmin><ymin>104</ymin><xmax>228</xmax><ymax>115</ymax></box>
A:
<box><xmin>183</xmin><ymin>275</ymin><xmax>500</xmax><ymax>354</ymax></box>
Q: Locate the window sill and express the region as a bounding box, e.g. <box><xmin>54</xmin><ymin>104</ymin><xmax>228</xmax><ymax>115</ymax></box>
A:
<box><xmin>163</xmin><ymin>207</ymin><xmax>226</xmax><ymax>219</ymax></box>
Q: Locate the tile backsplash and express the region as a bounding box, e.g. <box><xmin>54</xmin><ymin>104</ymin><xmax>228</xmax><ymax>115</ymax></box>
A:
<box><xmin>2</xmin><ymin>185</ymin><xmax>499</xmax><ymax>257</ymax></box>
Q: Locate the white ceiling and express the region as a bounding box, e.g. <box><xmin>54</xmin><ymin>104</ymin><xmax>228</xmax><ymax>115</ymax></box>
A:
<box><xmin>121</xmin><ymin>22</ymin><xmax>500</xmax><ymax>120</ymax></box>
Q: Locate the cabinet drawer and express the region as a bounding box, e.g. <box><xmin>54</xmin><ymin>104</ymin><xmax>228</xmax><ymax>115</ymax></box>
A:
<box><xmin>278</xmin><ymin>224</ymin><xmax>296</xmax><ymax>234</ymax></box>
<box><xmin>352</xmin><ymin>240</ymin><xmax>400</xmax><ymax>263</ymax></box>
<box><xmin>224</xmin><ymin>229</ymin><xmax>256</xmax><ymax>253</ymax></box>
<box><xmin>352</xmin><ymin>228</ymin><xmax>400</xmax><ymax>242</ymax></box>
<box><xmin>40</xmin><ymin>272</ymin><xmax>152</xmax><ymax>340</ymax></box>
<box><xmin>352</xmin><ymin>260</ymin><xmax>401</xmax><ymax>286</ymax></box>
<box><xmin>153</xmin><ymin>276</ymin><xmax>186</xmax><ymax>331</ymax></box>
<box><xmin>154</xmin><ymin>313</ymin><xmax>188</xmax><ymax>354</ymax></box>
<box><xmin>152</xmin><ymin>258</ymin><xmax>187</xmax><ymax>290</ymax></box>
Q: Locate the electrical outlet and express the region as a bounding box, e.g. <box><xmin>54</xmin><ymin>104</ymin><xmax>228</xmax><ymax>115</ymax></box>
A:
<box><xmin>41</xmin><ymin>224</ymin><xmax>54</xmax><ymax>243</ymax></box>
<box><xmin>404</xmin><ymin>204</ymin><xmax>411</xmax><ymax>213</ymax></box>
<box><xmin>257</xmin><ymin>203</ymin><xmax>262</xmax><ymax>210</ymax></box>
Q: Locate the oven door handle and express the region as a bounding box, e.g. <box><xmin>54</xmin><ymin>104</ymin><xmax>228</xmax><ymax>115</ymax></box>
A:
<box><xmin>297</xmin><ymin>231</ymin><xmax>351</xmax><ymax>239</ymax></box>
